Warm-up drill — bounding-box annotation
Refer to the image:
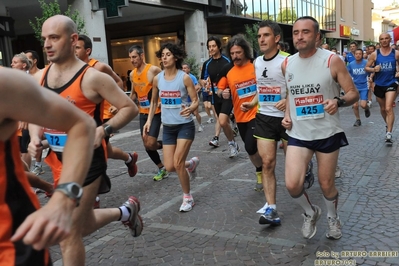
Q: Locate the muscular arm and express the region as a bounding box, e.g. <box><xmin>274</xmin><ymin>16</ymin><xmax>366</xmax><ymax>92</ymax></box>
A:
<box><xmin>330</xmin><ymin>55</ymin><xmax>359</xmax><ymax>106</ymax></box>
<box><xmin>83</xmin><ymin>69</ymin><xmax>138</xmax><ymax>146</ymax></box>
<box><xmin>0</xmin><ymin>68</ymin><xmax>96</xmax><ymax>250</ymax></box>
<box><xmin>94</xmin><ymin>62</ymin><xmax>124</xmax><ymax>90</ymax></box>
<box><xmin>365</xmin><ymin>52</ymin><xmax>377</xmax><ymax>73</ymax></box>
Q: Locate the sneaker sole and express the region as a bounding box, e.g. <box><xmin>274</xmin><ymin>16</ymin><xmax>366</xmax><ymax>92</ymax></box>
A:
<box><xmin>326</xmin><ymin>232</ymin><xmax>342</xmax><ymax>240</ymax></box>
<box><xmin>127</xmin><ymin>152</ymin><xmax>139</xmax><ymax>177</ymax></box>
<box><xmin>259</xmin><ymin>216</ymin><xmax>281</xmax><ymax>225</ymax></box>
<box><xmin>179</xmin><ymin>202</ymin><xmax>195</xmax><ymax>212</ymax></box>
<box><xmin>209</xmin><ymin>142</ymin><xmax>219</xmax><ymax>148</ymax></box>
<box><xmin>153</xmin><ymin>173</ymin><xmax>169</xmax><ymax>181</ymax></box>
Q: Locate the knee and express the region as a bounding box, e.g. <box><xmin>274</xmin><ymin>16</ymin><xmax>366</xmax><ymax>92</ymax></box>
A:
<box><xmin>262</xmin><ymin>158</ymin><xmax>276</xmax><ymax>172</ymax></box>
<box><xmin>143</xmin><ymin>138</ymin><xmax>158</xmax><ymax>150</ymax></box>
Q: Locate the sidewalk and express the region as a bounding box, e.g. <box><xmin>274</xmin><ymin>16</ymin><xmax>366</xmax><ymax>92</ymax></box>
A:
<box><xmin>37</xmin><ymin>101</ymin><xmax>399</xmax><ymax>265</ymax></box>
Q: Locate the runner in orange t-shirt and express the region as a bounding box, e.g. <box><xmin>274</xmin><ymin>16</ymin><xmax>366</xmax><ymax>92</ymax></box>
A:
<box><xmin>218</xmin><ymin>34</ymin><xmax>262</xmax><ymax>187</ymax></box>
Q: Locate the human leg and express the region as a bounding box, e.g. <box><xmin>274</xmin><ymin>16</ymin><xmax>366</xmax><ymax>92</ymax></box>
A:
<box><xmin>353</xmin><ymin>101</ymin><xmax>361</xmax><ymax>126</ymax></box>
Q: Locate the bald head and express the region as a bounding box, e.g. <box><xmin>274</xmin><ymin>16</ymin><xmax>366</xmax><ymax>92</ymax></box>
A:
<box><xmin>43</xmin><ymin>15</ymin><xmax>77</xmax><ymax>35</ymax></box>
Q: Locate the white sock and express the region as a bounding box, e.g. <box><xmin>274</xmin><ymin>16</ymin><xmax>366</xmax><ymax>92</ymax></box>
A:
<box><xmin>268</xmin><ymin>204</ymin><xmax>276</xmax><ymax>210</ymax></box>
<box><xmin>119</xmin><ymin>206</ymin><xmax>131</xmax><ymax>222</ymax></box>
<box><xmin>292</xmin><ymin>191</ymin><xmax>314</xmax><ymax>216</ymax></box>
<box><xmin>125</xmin><ymin>154</ymin><xmax>132</xmax><ymax>164</ymax></box>
<box><xmin>324</xmin><ymin>193</ymin><xmax>338</xmax><ymax>218</ymax></box>
<box><xmin>228</xmin><ymin>140</ymin><xmax>235</xmax><ymax>146</ymax></box>
<box><xmin>34</xmin><ymin>162</ymin><xmax>42</xmax><ymax>167</ymax></box>
<box><xmin>183</xmin><ymin>193</ymin><xmax>191</xmax><ymax>198</ymax></box>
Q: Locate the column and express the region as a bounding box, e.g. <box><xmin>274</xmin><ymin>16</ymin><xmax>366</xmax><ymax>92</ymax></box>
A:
<box><xmin>70</xmin><ymin>0</ymin><xmax>109</xmax><ymax>64</ymax></box>
<box><xmin>184</xmin><ymin>10</ymin><xmax>208</xmax><ymax>67</ymax></box>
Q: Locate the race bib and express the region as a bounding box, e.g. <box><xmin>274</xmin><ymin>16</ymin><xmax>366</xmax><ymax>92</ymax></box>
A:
<box><xmin>139</xmin><ymin>95</ymin><xmax>150</xmax><ymax>109</ymax></box>
<box><xmin>160</xmin><ymin>91</ymin><xmax>182</xmax><ymax>108</ymax></box>
<box><xmin>258</xmin><ymin>86</ymin><xmax>281</xmax><ymax>105</ymax></box>
<box><xmin>44</xmin><ymin>129</ymin><xmax>67</xmax><ymax>152</ymax></box>
<box><xmin>294</xmin><ymin>95</ymin><xmax>325</xmax><ymax>120</ymax></box>
<box><xmin>236</xmin><ymin>79</ymin><xmax>257</xmax><ymax>99</ymax></box>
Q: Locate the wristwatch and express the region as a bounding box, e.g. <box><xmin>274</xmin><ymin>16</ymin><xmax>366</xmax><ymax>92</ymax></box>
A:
<box><xmin>102</xmin><ymin>123</ymin><xmax>113</xmax><ymax>137</ymax></box>
<box><xmin>334</xmin><ymin>97</ymin><xmax>346</xmax><ymax>107</ymax></box>
<box><xmin>55</xmin><ymin>182</ymin><xmax>83</xmax><ymax>207</ymax></box>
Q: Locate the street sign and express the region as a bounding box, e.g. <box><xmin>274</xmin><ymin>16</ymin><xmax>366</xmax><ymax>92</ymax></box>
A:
<box><xmin>98</xmin><ymin>0</ymin><xmax>129</xmax><ymax>19</ymax></box>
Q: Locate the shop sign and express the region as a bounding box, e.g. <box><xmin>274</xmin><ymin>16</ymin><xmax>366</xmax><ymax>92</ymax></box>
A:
<box><xmin>340</xmin><ymin>25</ymin><xmax>351</xmax><ymax>37</ymax></box>
<box><xmin>351</xmin><ymin>28</ymin><xmax>360</xmax><ymax>36</ymax></box>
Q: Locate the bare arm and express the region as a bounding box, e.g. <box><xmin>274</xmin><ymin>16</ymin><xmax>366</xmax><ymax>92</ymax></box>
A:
<box><xmin>143</xmin><ymin>75</ymin><xmax>160</xmax><ymax>135</ymax></box>
<box><xmin>0</xmin><ymin>68</ymin><xmax>96</xmax><ymax>250</ymax></box>
<box><xmin>281</xmin><ymin>61</ymin><xmax>292</xmax><ymax>130</ymax></box>
<box><xmin>181</xmin><ymin>74</ymin><xmax>198</xmax><ymax>117</ymax></box>
<box><xmin>365</xmin><ymin>52</ymin><xmax>380</xmax><ymax>73</ymax></box>
<box><xmin>95</xmin><ymin>62</ymin><xmax>124</xmax><ymax>90</ymax></box>
<box><xmin>83</xmin><ymin>69</ymin><xmax>138</xmax><ymax>147</ymax></box>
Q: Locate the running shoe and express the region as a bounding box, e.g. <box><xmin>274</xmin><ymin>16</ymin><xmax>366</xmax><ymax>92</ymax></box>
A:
<box><xmin>122</xmin><ymin>196</ymin><xmax>143</xmax><ymax>237</ymax></box>
<box><xmin>153</xmin><ymin>168</ymin><xmax>169</xmax><ymax>181</ymax></box>
<box><xmin>259</xmin><ymin>207</ymin><xmax>281</xmax><ymax>225</ymax></box>
<box><xmin>326</xmin><ymin>216</ymin><xmax>342</xmax><ymax>240</ymax></box>
<box><xmin>232</xmin><ymin>126</ymin><xmax>239</xmax><ymax>137</ymax></box>
<box><xmin>179</xmin><ymin>196</ymin><xmax>195</xmax><ymax>212</ymax></box>
<box><xmin>31</xmin><ymin>165</ymin><xmax>45</xmax><ymax>175</ymax></box>
<box><xmin>229</xmin><ymin>142</ymin><xmax>240</xmax><ymax>158</ymax></box>
<box><xmin>353</xmin><ymin>119</ymin><xmax>361</xmax><ymax>127</ymax></box>
<box><xmin>365</xmin><ymin>108</ymin><xmax>370</xmax><ymax>118</ymax></box>
<box><xmin>209</xmin><ymin>136</ymin><xmax>220</xmax><ymax>147</ymax></box>
<box><xmin>301</xmin><ymin>205</ymin><xmax>321</xmax><ymax>239</ymax></box>
<box><xmin>198</xmin><ymin>124</ymin><xmax>204</xmax><ymax>132</ymax></box>
<box><xmin>304</xmin><ymin>160</ymin><xmax>314</xmax><ymax>189</ymax></box>
<box><xmin>187</xmin><ymin>157</ymin><xmax>200</xmax><ymax>173</ymax></box>
<box><xmin>386</xmin><ymin>132</ymin><xmax>393</xmax><ymax>145</ymax></box>
<box><xmin>126</xmin><ymin>152</ymin><xmax>138</xmax><ymax>177</ymax></box>
<box><xmin>367</xmin><ymin>100</ymin><xmax>372</xmax><ymax>108</ymax></box>
<box><xmin>335</xmin><ymin>166</ymin><xmax>342</xmax><ymax>178</ymax></box>
<box><xmin>206</xmin><ymin>118</ymin><xmax>214</xmax><ymax>124</ymax></box>
<box><xmin>254</xmin><ymin>182</ymin><xmax>263</xmax><ymax>192</ymax></box>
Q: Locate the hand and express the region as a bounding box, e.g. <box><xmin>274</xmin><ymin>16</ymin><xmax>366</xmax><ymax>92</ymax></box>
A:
<box><xmin>94</xmin><ymin>126</ymin><xmax>105</xmax><ymax>148</ymax></box>
<box><xmin>281</xmin><ymin>116</ymin><xmax>292</xmax><ymax>130</ymax></box>
<box><xmin>274</xmin><ymin>99</ymin><xmax>286</xmax><ymax>111</ymax></box>
<box><xmin>374</xmin><ymin>65</ymin><xmax>381</xmax><ymax>72</ymax></box>
<box><xmin>179</xmin><ymin>105</ymin><xmax>192</xmax><ymax>118</ymax></box>
<box><xmin>28</xmin><ymin>137</ymin><xmax>43</xmax><ymax>158</ymax></box>
<box><xmin>240</xmin><ymin>102</ymin><xmax>253</xmax><ymax>112</ymax></box>
<box><xmin>222</xmin><ymin>89</ymin><xmax>230</xmax><ymax>99</ymax></box>
<box><xmin>18</xmin><ymin>121</ymin><xmax>28</xmax><ymax>130</ymax></box>
<box><xmin>142</xmin><ymin>122</ymin><xmax>151</xmax><ymax>138</ymax></box>
<box><xmin>109</xmin><ymin>106</ymin><xmax>118</xmax><ymax>115</ymax></box>
<box><xmin>323</xmin><ymin>99</ymin><xmax>339</xmax><ymax>115</ymax></box>
<box><xmin>11</xmin><ymin>192</ymin><xmax>75</xmax><ymax>250</ymax></box>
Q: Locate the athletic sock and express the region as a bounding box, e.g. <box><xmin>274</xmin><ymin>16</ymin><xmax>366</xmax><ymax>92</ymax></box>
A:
<box><xmin>292</xmin><ymin>189</ymin><xmax>314</xmax><ymax>216</ymax></box>
<box><xmin>118</xmin><ymin>206</ymin><xmax>131</xmax><ymax>222</ymax></box>
<box><xmin>228</xmin><ymin>140</ymin><xmax>236</xmax><ymax>146</ymax></box>
<box><xmin>268</xmin><ymin>204</ymin><xmax>276</xmax><ymax>210</ymax></box>
<box><xmin>256</xmin><ymin>171</ymin><xmax>262</xmax><ymax>184</ymax></box>
<box><xmin>125</xmin><ymin>154</ymin><xmax>132</xmax><ymax>164</ymax></box>
<box><xmin>324</xmin><ymin>193</ymin><xmax>339</xmax><ymax>218</ymax></box>
<box><xmin>34</xmin><ymin>162</ymin><xmax>42</xmax><ymax>167</ymax></box>
<box><xmin>183</xmin><ymin>193</ymin><xmax>192</xmax><ymax>198</ymax></box>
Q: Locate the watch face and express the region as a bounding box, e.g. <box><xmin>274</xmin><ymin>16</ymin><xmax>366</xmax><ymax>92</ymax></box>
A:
<box><xmin>71</xmin><ymin>184</ymin><xmax>80</xmax><ymax>196</ymax></box>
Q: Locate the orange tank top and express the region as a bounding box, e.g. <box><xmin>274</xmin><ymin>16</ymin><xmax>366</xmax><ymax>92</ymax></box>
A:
<box><xmin>88</xmin><ymin>59</ymin><xmax>113</xmax><ymax>120</ymax></box>
<box><xmin>132</xmin><ymin>64</ymin><xmax>161</xmax><ymax>114</ymax></box>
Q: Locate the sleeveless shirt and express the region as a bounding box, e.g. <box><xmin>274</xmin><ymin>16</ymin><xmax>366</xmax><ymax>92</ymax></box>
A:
<box><xmin>132</xmin><ymin>64</ymin><xmax>161</xmax><ymax>114</ymax></box>
<box><xmin>255</xmin><ymin>50</ymin><xmax>289</xmax><ymax>117</ymax></box>
<box><xmin>374</xmin><ymin>49</ymin><xmax>397</xmax><ymax>87</ymax></box>
<box><xmin>157</xmin><ymin>70</ymin><xmax>192</xmax><ymax>125</ymax></box>
<box><xmin>285</xmin><ymin>48</ymin><xmax>343</xmax><ymax>140</ymax></box>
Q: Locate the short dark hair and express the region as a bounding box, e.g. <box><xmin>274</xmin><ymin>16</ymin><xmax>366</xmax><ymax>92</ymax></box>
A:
<box><xmin>182</xmin><ymin>62</ymin><xmax>191</xmax><ymax>69</ymax></box>
<box><xmin>128</xmin><ymin>45</ymin><xmax>144</xmax><ymax>55</ymax></box>
<box><xmin>207</xmin><ymin>36</ymin><xmax>222</xmax><ymax>50</ymax></box>
<box><xmin>78</xmin><ymin>34</ymin><xmax>92</xmax><ymax>55</ymax></box>
<box><xmin>24</xmin><ymin>50</ymin><xmax>40</xmax><ymax>64</ymax></box>
<box><xmin>226</xmin><ymin>34</ymin><xmax>253</xmax><ymax>61</ymax></box>
<box><xmin>294</xmin><ymin>16</ymin><xmax>320</xmax><ymax>33</ymax></box>
<box><xmin>355</xmin><ymin>48</ymin><xmax>363</xmax><ymax>53</ymax></box>
<box><xmin>258</xmin><ymin>20</ymin><xmax>282</xmax><ymax>38</ymax></box>
<box><xmin>350</xmin><ymin>41</ymin><xmax>358</xmax><ymax>47</ymax></box>
<box><xmin>278</xmin><ymin>41</ymin><xmax>286</xmax><ymax>50</ymax></box>
<box><xmin>155</xmin><ymin>43</ymin><xmax>187</xmax><ymax>70</ymax></box>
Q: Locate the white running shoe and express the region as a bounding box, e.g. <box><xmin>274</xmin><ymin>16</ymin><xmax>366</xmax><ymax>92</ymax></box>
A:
<box><xmin>187</xmin><ymin>157</ymin><xmax>200</xmax><ymax>173</ymax></box>
<box><xmin>256</xmin><ymin>202</ymin><xmax>269</xmax><ymax>214</ymax></box>
<box><xmin>198</xmin><ymin>124</ymin><xmax>204</xmax><ymax>132</ymax></box>
<box><xmin>179</xmin><ymin>196</ymin><xmax>195</xmax><ymax>212</ymax></box>
<box><xmin>206</xmin><ymin>118</ymin><xmax>214</xmax><ymax>124</ymax></box>
<box><xmin>228</xmin><ymin>142</ymin><xmax>240</xmax><ymax>158</ymax></box>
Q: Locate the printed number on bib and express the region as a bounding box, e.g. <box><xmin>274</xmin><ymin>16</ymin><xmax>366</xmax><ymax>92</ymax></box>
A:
<box><xmin>294</xmin><ymin>95</ymin><xmax>325</xmax><ymax>120</ymax></box>
<box><xmin>160</xmin><ymin>91</ymin><xmax>182</xmax><ymax>108</ymax></box>
<box><xmin>258</xmin><ymin>86</ymin><xmax>281</xmax><ymax>105</ymax></box>
<box><xmin>44</xmin><ymin>129</ymin><xmax>67</xmax><ymax>152</ymax></box>
<box><xmin>139</xmin><ymin>96</ymin><xmax>150</xmax><ymax>109</ymax></box>
<box><xmin>236</xmin><ymin>79</ymin><xmax>257</xmax><ymax>99</ymax></box>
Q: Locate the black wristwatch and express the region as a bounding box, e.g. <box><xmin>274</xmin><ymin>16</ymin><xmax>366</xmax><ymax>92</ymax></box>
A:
<box><xmin>55</xmin><ymin>182</ymin><xmax>83</xmax><ymax>207</ymax></box>
<box><xmin>102</xmin><ymin>124</ymin><xmax>113</xmax><ymax>137</ymax></box>
<box><xmin>334</xmin><ymin>97</ymin><xmax>346</xmax><ymax>107</ymax></box>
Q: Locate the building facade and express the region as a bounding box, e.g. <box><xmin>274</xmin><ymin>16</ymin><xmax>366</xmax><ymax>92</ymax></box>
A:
<box><xmin>1</xmin><ymin>0</ymin><xmax>373</xmax><ymax>74</ymax></box>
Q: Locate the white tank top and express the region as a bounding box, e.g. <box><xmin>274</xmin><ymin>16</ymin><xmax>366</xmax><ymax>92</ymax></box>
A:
<box><xmin>285</xmin><ymin>48</ymin><xmax>343</xmax><ymax>140</ymax></box>
<box><xmin>255</xmin><ymin>51</ymin><xmax>289</xmax><ymax>117</ymax></box>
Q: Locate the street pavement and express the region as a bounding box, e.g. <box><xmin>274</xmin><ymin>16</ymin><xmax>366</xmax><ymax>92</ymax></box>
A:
<box><xmin>36</xmin><ymin>101</ymin><xmax>399</xmax><ymax>266</ymax></box>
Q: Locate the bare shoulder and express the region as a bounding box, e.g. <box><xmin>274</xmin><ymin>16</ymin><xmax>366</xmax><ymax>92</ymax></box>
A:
<box><xmin>149</xmin><ymin>65</ymin><xmax>162</xmax><ymax>75</ymax></box>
